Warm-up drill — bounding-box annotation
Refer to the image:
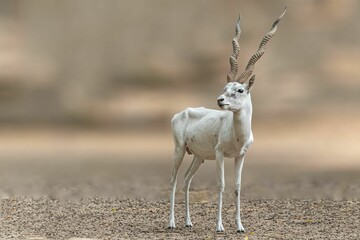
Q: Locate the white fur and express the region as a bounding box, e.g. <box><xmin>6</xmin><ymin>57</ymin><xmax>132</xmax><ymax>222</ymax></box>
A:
<box><xmin>168</xmin><ymin>81</ymin><xmax>254</xmax><ymax>232</ymax></box>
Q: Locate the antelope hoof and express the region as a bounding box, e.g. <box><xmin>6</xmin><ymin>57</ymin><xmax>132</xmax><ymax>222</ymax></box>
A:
<box><xmin>185</xmin><ymin>218</ymin><xmax>193</xmax><ymax>228</ymax></box>
<box><xmin>236</xmin><ymin>221</ymin><xmax>245</xmax><ymax>233</ymax></box>
<box><xmin>168</xmin><ymin>220</ymin><xmax>176</xmax><ymax>230</ymax></box>
<box><xmin>216</xmin><ymin>223</ymin><xmax>225</xmax><ymax>233</ymax></box>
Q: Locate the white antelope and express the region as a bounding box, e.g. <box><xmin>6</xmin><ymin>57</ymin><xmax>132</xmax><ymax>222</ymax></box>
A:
<box><xmin>168</xmin><ymin>8</ymin><xmax>286</xmax><ymax>232</ymax></box>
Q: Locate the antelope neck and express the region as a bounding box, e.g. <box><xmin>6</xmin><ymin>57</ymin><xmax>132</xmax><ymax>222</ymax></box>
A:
<box><xmin>232</xmin><ymin>101</ymin><xmax>252</xmax><ymax>139</ymax></box>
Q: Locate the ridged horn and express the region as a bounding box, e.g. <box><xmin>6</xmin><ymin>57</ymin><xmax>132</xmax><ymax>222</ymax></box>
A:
<box><xmin>227</xmin><ymin>15</ymin><xmax>241</xmax><ymax>82</ymax></box>
<box><xmin>237</xmin><ymin>7</ymin><xmax>287</xmax><ymax>83</ymax></box>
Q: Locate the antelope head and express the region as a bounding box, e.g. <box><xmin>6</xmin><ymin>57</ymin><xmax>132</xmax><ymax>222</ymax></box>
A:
<box><xmin>217</xmin><ymin>7</ymin><xmax>287</xmax><ymax>112</ymax></box>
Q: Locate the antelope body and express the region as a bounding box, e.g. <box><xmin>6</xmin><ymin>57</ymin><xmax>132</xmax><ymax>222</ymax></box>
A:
<box><xmin>168</xmin><ymin>8</ymin><xmax>286</xmax><ymax>233</ymax></box>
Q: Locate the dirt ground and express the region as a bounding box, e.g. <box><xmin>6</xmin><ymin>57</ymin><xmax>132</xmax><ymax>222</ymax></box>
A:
<box><xmin>0</xmin><ymin>157</ymin><xmax>359</xmax><ymax>239</ymax></box>
<box><xmin>0</xmin><ymin>126</ymin><xmax>359</xmax><ymax>239</ymax></box>
<box><xmin>1</xmin><ymin>197</ymin><xmax>359</xmax><ymax>240</ymax></box>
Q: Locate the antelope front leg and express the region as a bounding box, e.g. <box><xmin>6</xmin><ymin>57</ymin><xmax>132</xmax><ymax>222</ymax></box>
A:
<box><xmin>235</xmin><ymin>155</ymin><xmax>245</xmax><ymax>233</ymax></box>
<box><xmin>215</xmin><ymin>149</ymin><xmax>225</xmax><ymax>232</ymax></box>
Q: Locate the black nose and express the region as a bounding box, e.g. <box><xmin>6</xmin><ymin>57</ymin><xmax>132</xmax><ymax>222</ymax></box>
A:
<box><xmin>217</xmin><ymin>98</ymin><xmax>224</xmax><ymax>104</ymax></box>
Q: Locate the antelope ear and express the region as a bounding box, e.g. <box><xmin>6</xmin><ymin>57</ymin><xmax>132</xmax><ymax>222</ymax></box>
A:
<box><xmin>247</xmin><ymin>75</ymin><xmax>255</xmax><ymax>92</ymax></box>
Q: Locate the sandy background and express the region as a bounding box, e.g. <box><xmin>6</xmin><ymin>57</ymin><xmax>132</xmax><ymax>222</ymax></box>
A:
<box><xmin>0</xmin><ymin>0</ymin><xmax>359</xmax><ymax>239</ymax></box>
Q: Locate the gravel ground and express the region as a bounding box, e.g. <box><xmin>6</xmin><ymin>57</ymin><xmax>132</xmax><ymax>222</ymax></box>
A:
<box><xmin>0</xmin><ymin>141</ymin><xmax>359</xmax><ymax>239</ymax></box>
<box><xmin>0</xmin><ymin>197</ymin><xmax>359</xmax><ymax>240</ymax></box>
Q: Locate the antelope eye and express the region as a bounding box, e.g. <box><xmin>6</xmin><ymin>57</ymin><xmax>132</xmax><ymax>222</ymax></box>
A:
<box><xmin>237</xmin><ymin>89</ymin><xmax>244</xmax><ymax>93</ymax></box>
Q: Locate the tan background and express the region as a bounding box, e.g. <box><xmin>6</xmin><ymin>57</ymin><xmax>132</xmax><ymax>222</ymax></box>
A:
<box><xmin>0</xmin><ymin>0</ymin><xmax>359</xmax><ymax>200</ymax></box>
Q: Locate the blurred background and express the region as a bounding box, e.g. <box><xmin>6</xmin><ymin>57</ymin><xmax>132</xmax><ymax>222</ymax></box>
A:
<box><xmin>0</xmin><ymin>0</ymin><xmax>359</xmax><ymax>200</ymax></box>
